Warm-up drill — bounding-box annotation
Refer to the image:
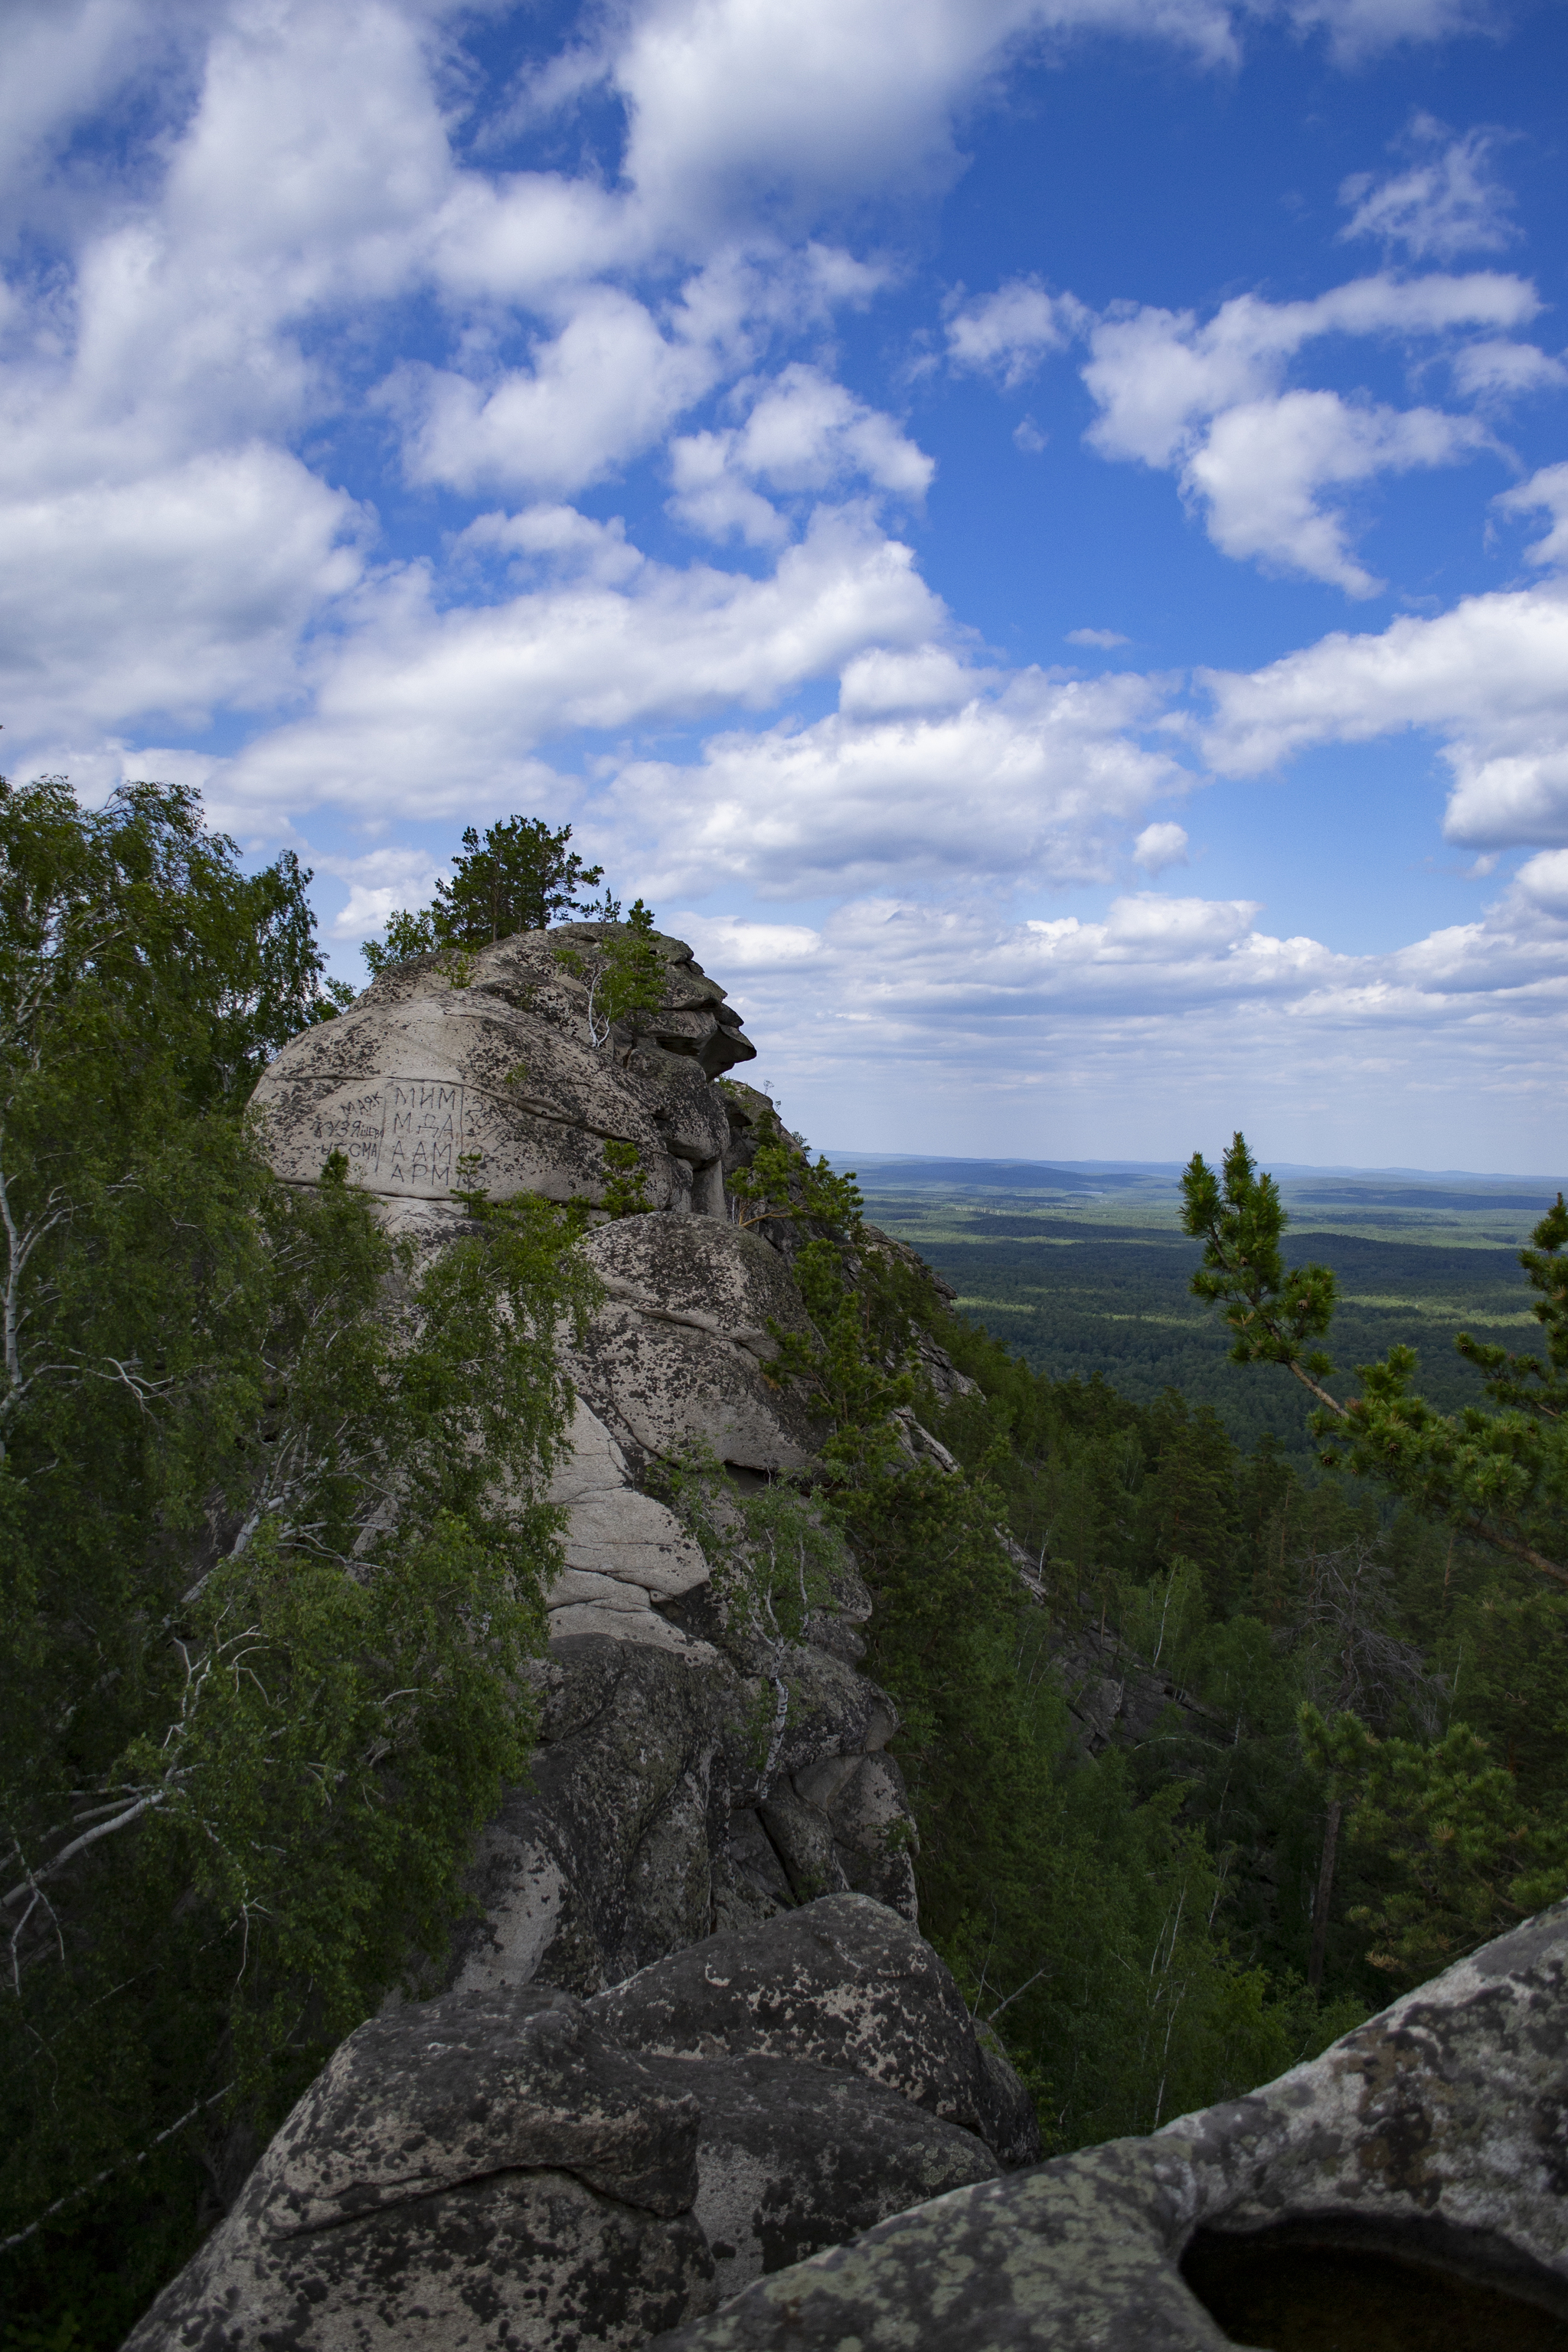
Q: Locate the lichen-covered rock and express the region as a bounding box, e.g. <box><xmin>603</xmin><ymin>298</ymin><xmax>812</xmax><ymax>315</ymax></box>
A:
<box><xmin>250</xmin><ymin>926</ymin><xmax>750</xmax><ymax>1219</ymax></box>
<box><xmin>447</xmin><ymin>1637</ymin><xmax>742</xmax><ymax>1999</ymax></box>
<box><xmin>123</xmin><ymin>1988</ymin><xmax>716</xmax><ymax>2352</ymax></box>
<box><xmin>649</xmin><ymin>1900</ymin><xmax>1568</xmax><ymax>2350</ymax></box>
<box><xmin>566</xmin><ymin>1216</ymin><xmax>825</xmax><ymax>1477</ymax></box>
<box><xmin>587</xmin><ymin>1894</ymin><xmax>1040</xmax><ymax>2168</ymax></box>
<box><xmin>639</xmin><ymin>2051</ymin><xmax>998</xmax><ymax>2302</ymax></box>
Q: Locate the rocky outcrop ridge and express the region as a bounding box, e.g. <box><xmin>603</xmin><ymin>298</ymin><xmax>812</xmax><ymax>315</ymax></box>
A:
<box><xmin>652</xmin><ymin>1900</ymin><xmax>1568</xmax><ymax>2350</ymax></box>
<box><xmin>252</xmin><ymin>925</ymin><xmax>754</xmax><ymax>1228</ymax></box>
<box><xmin>123</xmin><ymin>1902</ymin><xmax>1013</xmax><ymax>2351</ymax></box>
<box><xmin>130</xmin><ymin>927</ymin><xmax>1568</xmax><ymax>2352</ymax></box>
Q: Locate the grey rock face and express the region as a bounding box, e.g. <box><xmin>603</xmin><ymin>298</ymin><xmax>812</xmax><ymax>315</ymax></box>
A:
<box><xmin>444</xmin><ymin>1628</ymin><xmax>918</xmax><ymax>2005</ymax></box>
<box><xmin>638</xmin><ymin>2051</ymin><xmax>998</xmax><ymax>2303</ymax></box>
<box><xmin>250</xmin><ymin>926</ymin><xmax>750</xmax><ymax>1220</ymax></box>
<box><xmin>123</xmin><ymin>1988</ymin><xmax>716</xmax><ymax>2352</ymax></box>
<box><xmin>566</xmin><ymin>1216</ymin><xmax>825</xmax><ymax>1480</ymax></box>
<box><xmin>587</xmin><ymin>1894</ymin><xmax>1040</xmax><ymax>2168</ymax></box>
<box><xmin>649</xmin><ymin>1900</ymin><xmax>1568</xmax><ymax>2350</ymax></box>
<box><xmin>447</xmin><ymin>1637</ymin><xmax>741</xmax><ymax>2000</ymax></box>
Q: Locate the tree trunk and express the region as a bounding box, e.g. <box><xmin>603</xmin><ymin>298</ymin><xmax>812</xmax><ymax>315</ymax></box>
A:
<box><xmin>1308</xmin><ymin>1797</ymin><xmax>1341</xmax><ymax>1991</ymax></box>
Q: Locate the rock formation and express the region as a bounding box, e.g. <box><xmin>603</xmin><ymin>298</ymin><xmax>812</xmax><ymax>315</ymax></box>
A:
<box><xmin>128</xmin><ymin>926</ymin><xmax>1568</xmax><ymax>2351</ymax></box>
<box><xmin>122</xmin><ymin>1903</ymin><xmax>1015</xmax><ymax>2350</ymax></box>
<box><xmin>251</xmin><ymin>925</ymin><xmax>753</xmax><ymax>1230</ymax></box>
<box><xmin>649</xmin><ymin>1899</ymin><xmax>1568</xmax><ymax>2350</ymax></box>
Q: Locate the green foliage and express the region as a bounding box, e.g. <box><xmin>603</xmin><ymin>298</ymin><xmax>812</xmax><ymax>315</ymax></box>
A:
<box><xmin>1183</xmin><ymin>1132</ymin><xmax>1568</xmax><ymax>1586</ymax></box>
<box><xmin>727</xmin><ymin>1106</ymin><xmax>865</xmax><ymax>1241</ymax></box>
<box><xmin>1302</xmin><ymin>1708</ymin><xmax>1568</xmax><ymax>1988</ymax></box>
<box><xmin>0</xmin><ymin>781</ymin><xmax>596</xmax><ymax>2345</ymax></box>
<box><xmin>600</xmin><ymin>1137</ymin><xmax>652</xmax><ymax>1218</ymax></box>
<box><xmin>0</xmin><ymin>773</ymin><xmax>348</xmax><ymax>1113</ymax></box>
<box><xmin>1181</xmin><ymin>1133</ymin><xmax>1340</xmax><ymax>1388</ymax></box>
<box><xmin>761</xmin><ymin>1194</ymin><xmax>1338</xmax><ymax>2148</ymax></box>
<box><xmin>361</xmin><ymin>814</ymin><xmax>604</xmax><ymax>971</ymax></box>
<box><xmin>552</xmin><ymin>904</ymin><xmax>665</xmax><ymax>1051</ymax></box>
<box><xmin>652</xmin><ymin>1447</ymin><xmax>847</xmax><ymax>1779</ymax></box>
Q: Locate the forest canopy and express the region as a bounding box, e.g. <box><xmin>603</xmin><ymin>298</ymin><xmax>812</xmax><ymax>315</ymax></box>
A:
<box><xmin>0</xmin><ymin>779</ymin><xmax>596</xmax><ymax>2344</ymax></box>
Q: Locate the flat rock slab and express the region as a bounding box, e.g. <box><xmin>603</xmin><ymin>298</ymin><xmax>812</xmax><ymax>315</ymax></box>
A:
<box><xmin>649</xmin><ymin>1900</ymin><xmax>1568</xmax><ymax>2350</ymax></box>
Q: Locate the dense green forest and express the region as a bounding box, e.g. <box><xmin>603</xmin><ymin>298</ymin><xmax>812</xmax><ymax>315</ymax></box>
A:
<box><xmin>3</xmin><ymin>787</ymin><xmax>1564</xmax><ymax>2349</ymax></box>
<box><xmin>855</xmin><ymin>1171</ymin><xmax>1556</xmax><ymax>1463</ymax></box>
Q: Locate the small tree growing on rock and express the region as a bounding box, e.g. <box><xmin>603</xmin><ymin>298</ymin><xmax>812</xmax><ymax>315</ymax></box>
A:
<box><xmin>361</xmin><ymin>815</ymin><xmax>605</xmax><ymax>972</ymax></box>
<box><xmin>552</xmin><ymin>900</ymin><xmax>666</xmax><ymax>1056</ymax></box>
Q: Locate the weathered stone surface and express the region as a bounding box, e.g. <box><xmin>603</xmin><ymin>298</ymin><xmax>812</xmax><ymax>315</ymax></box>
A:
<box><xmin>544</xmin><ymin>1401</ymin><xmax>714</xmax><ymax>1650</ymax></box>
<box><xmin>649</xmin><ymin>1900</ymin><xmax>1568</xmax><ymax>2350</ymax></box>
<box><xmin>124</xmin><ymin>1988</ymin><xmax>716</xmax><ymax>2352</ymax></box>
<box><xmin>251</xmin><ymin>927</ymin><xmax>748</xmax><ymax>1217</ymax></box>
<box><xmin>447</xmin><ymin>1637</ymin><xmax>740</xmax><ymax>1999</ymax></box>
<box><xmin>566</xmin><ymin>1217</ymin><xmax>825</xmax><ymax>1475</ymax></box>
<box><xmin>792</xmin><ymin>1749</ymin><xmax>920</xmax><ymax>1918</ymax></box>
<box><xmin>587</xmin><ymin>1895</ymin><xmax>1040</xmax><ymax>2167</ymax></box>
<box><xmin>639</xmin><ymin>2051</ymin><xmax>998</xmax><ymax>2302</ymax></box>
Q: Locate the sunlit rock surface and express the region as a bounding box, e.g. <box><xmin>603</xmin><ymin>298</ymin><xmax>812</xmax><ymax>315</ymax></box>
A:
<box><xmin>251</xmin><ymin>924</ymin><xmax>753</xmax><ymax>1221</ymax></box>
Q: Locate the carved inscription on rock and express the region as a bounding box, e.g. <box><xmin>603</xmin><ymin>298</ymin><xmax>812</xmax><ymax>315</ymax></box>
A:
<box><xmin>310</xmin><ymin>1077</ymin><xmax>498</xmax><ymax>1196</ymax></box>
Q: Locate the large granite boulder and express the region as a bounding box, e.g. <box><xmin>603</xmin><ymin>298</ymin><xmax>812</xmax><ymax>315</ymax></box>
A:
<box><xmin>123</xmin><ymin>1988</ymin><xmax>716</xmax><ymax>2352</ymax></box>
<box><xmin>635</xmin><ymin>2051</ymin><xmax>998</xmax><ymax>2304</ymax></box>
<box><xmin>251</xmin><ymin>926</ymin><xmax>751</xmax><ymax>1223</ymax></box>
<box><xmin>124</xmin><ymin>1908</ymin><xmax>1023</xmax><ymax>2352</ymax></box>
<box><xmin>588</xmin><ymin>1894</ymin><xmax>1040</xmax><ymax>2169</ymax></box>
<box><xmin>650</xmin><ymin>1899</ymin><xmax>1568</xmax><ymax>2350</ymax></box>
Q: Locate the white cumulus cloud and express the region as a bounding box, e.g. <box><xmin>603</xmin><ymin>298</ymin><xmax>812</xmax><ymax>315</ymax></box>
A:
<box><xmin>1080</xmin><ymin>270</ymin><xmax>1534</xmax><ymax>589</ymax></box>
<box><xmin>945</xmin><ymin>279</ymin><xmax>1087</xmax><ymax>387</ymax></box>
<box><xmin>1198</xmin><ymin>576</ymin><xmax>1568</xmax><ymax>849</ymax></box>
<box><xmin>1132</xmin><ymin>821</ymin><xmax>1189</xmax><ymax>871</ymax></box>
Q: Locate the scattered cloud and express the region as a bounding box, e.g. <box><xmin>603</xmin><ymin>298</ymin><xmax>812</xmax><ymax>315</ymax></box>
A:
<box><xmin>0</xmin><ymin>0</ymin><xmax>1557</xmax><ymax>1167</ymax></box>
<box><xmin>214</xmin><ymin>506</ymin><xmax>947</xmax><ymax>822</ymax></box>
<box><xmin>945</xmin><ymin>279</ymin><xmax>1087</xmax><ymax>387</ymax></box>
<box><xmin>1132</xmin><ymin>820</ymin><xmax>1189</xmax><ymax>871</ymax></box>
<box><xmin>1198</xmin><ymin>577</ymin><xmax>1568</xmax><ymax>848</ymax></box>
<box><xmin>315</xmin><ymin>844</ymin><xmax>452</xmax><ymax>945</ymax></box>
<box><xmin>611</xmin><ymin>669</ymin><xmax>1186</xmax><ymax>900</ymax></box>
<box><xmin>1183</xmin><ymin>391</ymin><xmax>1491</xmax><ymax>595</ymax></box>
<box><xmin>673</xmin><ymin>866</ymin><xmax>1568</xmax><ymax>1165</ymax></box>
<box><xmin>667</xmin><ymin>364</ymin><xmax>933</xmax><ymax>543</ymax></box>
<box><xmin>1338</xmin><ymin>119</ymin><xmax>1519</xmax><ymax>261</ymax></box>
<box><xmin>1081</xmin><ymin>270</ymin><xmax>1533</xmax><ymax>588</ymax></box>
<box><xmin>1497</xmin><ymin>463</ymin><xmax>1568</xmax><ymax>570</ymax></box>
<box><xmin>1449</xmin><ymin>340</ymin><xmax>1568</xmax><ymax>403</ymax></box>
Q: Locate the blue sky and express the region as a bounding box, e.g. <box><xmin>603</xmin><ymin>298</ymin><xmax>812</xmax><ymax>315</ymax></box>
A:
<box><xmin>3</xmin><ymin>0</ymin><xmax>1567</xmax><ymax>1171</ymax></box>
